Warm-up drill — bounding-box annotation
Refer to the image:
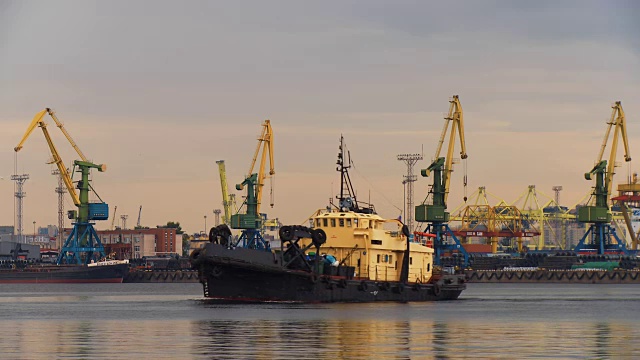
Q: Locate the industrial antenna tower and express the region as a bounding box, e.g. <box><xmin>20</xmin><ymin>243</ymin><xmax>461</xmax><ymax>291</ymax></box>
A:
<box><xmin>11</xmin><ymin>174</ymin><xmax>29</xmax><ymax>243</ymax></box>
<box><xmin>397</xmin><ymin>153</ymin><xmax>423</xmax><ymax>231</ymax></box>
<box><xmin>120</xmin><ymin>214</ymin><xmax>129</xmax><ymax>230</ymax></box>
<box><xmin>213</xmin><ymin>209</ymin><xmax>222</xmax><ymax>226</ymax></box>
<box><xmin>52</xmin><ymin>169</ymin><xmax>67</xmax><ymax>250</ymax></box>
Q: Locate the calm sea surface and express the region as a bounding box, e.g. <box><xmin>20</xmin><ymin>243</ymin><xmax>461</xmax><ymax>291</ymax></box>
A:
<box><xmin>1</xmin><ymin>282</ymin><xmax>639</xmax><ymax>359</ymax></box>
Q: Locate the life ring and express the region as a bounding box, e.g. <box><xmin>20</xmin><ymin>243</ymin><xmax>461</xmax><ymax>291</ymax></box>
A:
<box><xmin>359</xmin><ymin>281</ymin><xmax>368</xmax><ymax>291</ymax></box>
<box><xmin>432</xmin><ymin>283</ymin><xmax>441</xmax><ymax>296</ymax></box>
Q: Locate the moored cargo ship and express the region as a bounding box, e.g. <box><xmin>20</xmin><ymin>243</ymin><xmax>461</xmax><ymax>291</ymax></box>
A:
<box><xmin>0</xmin><ymin>260</ymin><xmax>129</xmax><ymax>284</ymax></box>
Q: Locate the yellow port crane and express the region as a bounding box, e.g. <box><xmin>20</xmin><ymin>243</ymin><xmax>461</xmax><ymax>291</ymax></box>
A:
<box><xmin>15</xmin><ymin>108</ymin><xmax>109</xmax><ymax>264</ymax></box>
<box><xmin>216</xmin><ymin>160</ymin><xmax>237</xmax><ymax>225</ymax></box>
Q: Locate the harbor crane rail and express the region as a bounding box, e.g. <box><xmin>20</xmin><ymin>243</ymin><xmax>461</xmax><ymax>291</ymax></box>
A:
<box><xmin>15</xmin><ymin>108</ymin><xmax>109</xmax><ymax>264</ymax></box>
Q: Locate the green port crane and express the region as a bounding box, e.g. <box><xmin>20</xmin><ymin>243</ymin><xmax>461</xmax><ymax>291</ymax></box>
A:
<box><xmin>15</xmin><ymin>108</ymin><xmax>109</xmax><ymax>265</ymax></box>
<box><xmin>416</xmin><ymin>95</ymin><xmax>470</xmax><ymax>266</ymax></box>
<box><xmin>230</xmin><ymin>120</ymin><xmax>275</xmax><ymax>249</ymax></box>
<box><xmin>575</xmin><ymin>101</ymin><xmax>631</xmax><ymax>255</ymax></box>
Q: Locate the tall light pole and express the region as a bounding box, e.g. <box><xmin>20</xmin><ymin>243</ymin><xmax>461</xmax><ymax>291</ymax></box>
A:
<box><xmin>12</xmin><ymin>174</ymin><xmax>29</xmax><ymax>243</ymax></box>
<box><xmin>33</xmin><ymin>221</ymin><xmax>36</xmax><ymax>242</ymax></box>
<box><xmin>397</xmin><ymin>153</ymin><xmax>423</xmax><ymax>232</ymax></box>
<box><xmin>213</xmin><ymin>209</ymin><xmax>221</xmax><ymax>226</ymax></box>
<box><xmin>204</xmin><ymin>215</ymin><xmax>207</xmax><ymax>236</ymax></box>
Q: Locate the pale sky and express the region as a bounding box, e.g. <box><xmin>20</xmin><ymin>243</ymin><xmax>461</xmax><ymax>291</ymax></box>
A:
<box><xmin>1</xmin><ymin>0</ymin><xmax>639</xmax><ymax>235</ymax></box>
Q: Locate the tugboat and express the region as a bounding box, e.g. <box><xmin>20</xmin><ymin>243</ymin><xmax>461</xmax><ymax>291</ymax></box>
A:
<box><xmin>191</xmin><ymin>136</ymin><xmax>466</xmax><ymax>303</ymax></box>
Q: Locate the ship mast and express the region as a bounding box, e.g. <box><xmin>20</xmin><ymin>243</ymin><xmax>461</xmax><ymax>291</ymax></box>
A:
<box><xmin>336</xmin><ymin>135</ymin><xmax>375</xmax><ymax>214</ymax></box>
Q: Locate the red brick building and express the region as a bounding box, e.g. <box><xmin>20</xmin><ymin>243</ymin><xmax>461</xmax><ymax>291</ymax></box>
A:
<box><xmin>63</xmin><ymin>227</ymin><xmax>181</xmax><ymax>259</ymax></box>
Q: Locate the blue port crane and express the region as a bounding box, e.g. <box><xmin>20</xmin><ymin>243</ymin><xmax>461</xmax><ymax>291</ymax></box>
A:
<box><xmin>416</xmin><ymin>95</ymin><xmax>470</xmax><ymax>267</ymax></box>
<box><xmin>575</xmin><ymin>101</ymin><xmax>631</xmax><ymax>255</ymax></box>
<box><xmin>15</xmin><ymin>108</ymin><xmax>109</xmax><ymax>265</ymax></box>
<box><xmin>229</xmin><ymin>120</ymin><xmax>275</xmax><ymax>250</ymax></box>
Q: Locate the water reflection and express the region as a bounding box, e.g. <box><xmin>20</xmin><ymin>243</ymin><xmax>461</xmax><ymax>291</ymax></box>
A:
<box><xmin>194</xmin><ymin>318</ymin><xmax>419</xmax><ymax>359</ymax></box>
<box><xmin>3</xmin><ymin>284</ymin><xmax>640</xmax><ymax>359</ymax></box>
<box><xmin>191</xmin><ymin>317</ymin><xmax>640</xmax><ymax>359</ymax></box>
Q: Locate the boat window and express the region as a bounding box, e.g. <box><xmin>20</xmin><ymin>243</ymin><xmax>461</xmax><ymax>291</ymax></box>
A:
<box><xmin>371</xmin><ymin>240</ymin><xmax>382</xmax><ymax>245</ymax></box>
<box><xmin>331</xmin><ymin>219</ymin><xmax>336</xmax><ymax>227</ymax></box>
<box><xmin>316</xmin><ymin>219</ymin><xmax>321</xmax><ymax>227</ymax></box>
<box><xmin>339</xmin><ymin>218</ymin><xmax>344</xmax><ymax>227</ymax></box>
<box><xmin>395</xmin><ymin>260</ymin><xmax>397</xmax><ymax>270</ymax></box>
<box><xmin>323</xmin><ymin>218</ymin><xmax>328</xmax><ymax>227</ymax></box>
<box><xmin>377</xmin><ymin>254</ymin><xmax>380</xmax><ymax>263</ymax></box>
<box><xmin>427</xmin><ymin>263</ymin><xmax>431</xmax><ymax>271</ymax></box>
<box><xmin>346</xmin><ymin>219</ymin><xmax>352</xmax><ymax>227</ymax></box>
<box><xmin>389</xmin><ymin>255</ymin><xmax>393</xmax><ymax>263</ymax></box>
<box><xmin>410</xmin><ymin>257</ymin><xmax>413</xmax><ymax>265</ymax></box>
<box><xmin>354</xmin><ymin>218</ymin><xmax>359</xmax><ymax>227</ymax></box>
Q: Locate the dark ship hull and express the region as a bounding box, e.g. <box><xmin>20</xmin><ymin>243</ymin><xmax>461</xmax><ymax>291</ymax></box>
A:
<box><xmin>0</xmin><ymin>263</ymin><xmax>129</xmax><ymax>284</ymax></box>
<box><xmin>192</xmin><ymin>243</ymin><xmax>466</xmax><ymax>303</ymax></box>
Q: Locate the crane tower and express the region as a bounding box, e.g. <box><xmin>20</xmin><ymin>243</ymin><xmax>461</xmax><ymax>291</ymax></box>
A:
<box><xmin>53</xmin><ymin>168</ymin><xmax>67</xmax><ymax>250</ymax></box>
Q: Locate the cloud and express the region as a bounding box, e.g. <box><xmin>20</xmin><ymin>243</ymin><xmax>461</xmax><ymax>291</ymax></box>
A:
<box><xmin>1</xmin><ymin>1</ymin><xmax>639</xmax><ymax>233</ymax></box>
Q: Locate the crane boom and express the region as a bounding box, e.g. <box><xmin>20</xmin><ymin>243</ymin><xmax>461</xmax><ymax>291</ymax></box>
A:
<box><xmin>217</xmin><ymin>160</ymin><xmax>233</xmax><ymax>225</ymax></box>
<box><xmin>424</xmin><ymin>95</ymin><xmax>468</xmax><ymax>205</ymax></box>
<box><xmin>46</xmin><ymin>108</ymin><xmax>88</xmax><ymax>162</ymax></box>
<box><xmin>15</xmin><ymin>110</ymin><xmax>81</xmax><ymax>205</ymax></box>
<box><xmin>245</xmin><ymin>120</ymin><xmax>275</xmax><ymax>214</ymax></box>
<box><xmin>595</xmin><ymin>101</ymin><xmax>631</xmax><ymax>198</ymax></box>
<box><xmin>111</xmin><ymin>206</ymin><xmax>118</xmax><ymax>230</ymax></box>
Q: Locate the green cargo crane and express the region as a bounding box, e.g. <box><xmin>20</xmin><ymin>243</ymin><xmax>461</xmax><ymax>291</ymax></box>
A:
<box><xmin>230</xmin><ymin>120</ymin><xmax>274</xmax><ymax>249</ymax></box>
<box><xmin>416</xmin><ymin>95</ymin><xmax>469</xmax><ymax>266</ymax></box>
<box><xmin>15</xmin><ymin>109</ymin><xmax>109</xmax><ymax>264</ymax></box>
<box><xmin>575</xmin><ymin>101</ymin><xmax>631</xmax><ymax>255</ymax></box>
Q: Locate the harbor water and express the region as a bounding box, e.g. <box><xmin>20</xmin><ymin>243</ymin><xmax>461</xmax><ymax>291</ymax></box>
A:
<box><xmin>1</xmin><ymin>283</ymin><xmax>640</xmax><ymax>359</ymax></box>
